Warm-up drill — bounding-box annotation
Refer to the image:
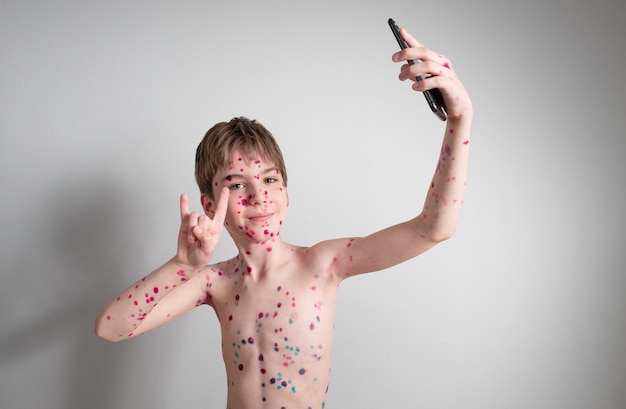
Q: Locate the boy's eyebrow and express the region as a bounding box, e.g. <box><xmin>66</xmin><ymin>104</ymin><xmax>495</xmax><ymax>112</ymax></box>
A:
<box><xmin>220</xmin><ymin>167</ymin><xmax>280</xmax><ymax>183</ymax></box>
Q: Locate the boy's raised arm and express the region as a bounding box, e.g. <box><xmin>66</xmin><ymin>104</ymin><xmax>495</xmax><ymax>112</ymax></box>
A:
<box><xmin>94</xmin><ymin>188</ymin><xmax>229</xmax><ymax>342</ymax></box>
<box><xmin>327</xmin><ymin>28</ymin><xmax>472</xmax><ymax>279</ymax></box>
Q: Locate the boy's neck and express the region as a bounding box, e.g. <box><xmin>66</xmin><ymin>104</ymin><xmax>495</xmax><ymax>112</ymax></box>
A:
<box><xmin>231</xmin><ymin>237</ymin><xmax>294</xmax><ymax>280</ymax></box>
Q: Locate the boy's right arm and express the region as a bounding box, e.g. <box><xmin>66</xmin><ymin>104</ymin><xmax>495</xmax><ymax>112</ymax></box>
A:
<box><xmin>94</xmin><ymin>188</ymin><xmax>229</xmax><ymax>342</ymax></box>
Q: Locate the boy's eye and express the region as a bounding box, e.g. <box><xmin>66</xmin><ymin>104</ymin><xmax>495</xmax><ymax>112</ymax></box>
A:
<box><xmin>265</xmin><ymin>177</ymin><xmax>278</xmax><ymax>184</ymax></box>
<box><xmin>229</xmin><ymin>183</ymin><xmax>245</xmax><ymax>190</ymax></box>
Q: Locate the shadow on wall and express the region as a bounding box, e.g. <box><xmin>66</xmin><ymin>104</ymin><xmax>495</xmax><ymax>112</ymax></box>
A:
<box><xmin>0</xmin><ymin>173</ymin><xmax>152</xmax><ymax>409</ymax></box>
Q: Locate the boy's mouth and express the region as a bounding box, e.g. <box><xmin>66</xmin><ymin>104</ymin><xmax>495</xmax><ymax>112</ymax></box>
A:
<box><xmin>248</xmin><ymin>213</ymin><xmax>273</xmax><ymax>223</ymax></box>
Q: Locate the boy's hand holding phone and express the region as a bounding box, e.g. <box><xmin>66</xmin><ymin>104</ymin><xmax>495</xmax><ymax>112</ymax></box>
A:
<box><xmin>389</xmin><ymin>18</ymin><xmax>472</xmax><ymax>121</ymax></box>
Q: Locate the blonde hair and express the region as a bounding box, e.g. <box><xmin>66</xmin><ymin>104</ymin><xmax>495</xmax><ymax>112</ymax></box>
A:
<box><xmin>195</xmin><ymin>117</ymin><xmax>288</xmax><ymax>200</ymax></box>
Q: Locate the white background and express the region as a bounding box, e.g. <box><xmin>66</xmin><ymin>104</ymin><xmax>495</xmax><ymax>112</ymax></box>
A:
<box><xmin>1</xmin><ymin>1</ymin><xmax>625</xmax><ymax>408</ymax></box>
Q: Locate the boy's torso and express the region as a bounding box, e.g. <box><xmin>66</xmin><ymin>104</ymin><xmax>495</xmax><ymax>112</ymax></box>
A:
<box><xmin>204</xmin><ymin>245</ymin><xmax>339</xmax><ymax>409</ymax></box>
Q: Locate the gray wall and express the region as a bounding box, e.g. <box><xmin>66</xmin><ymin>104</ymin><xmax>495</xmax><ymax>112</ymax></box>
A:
<box><xmin>1</xmin><ymin>1</ymin><xmax>625</xmax><ymax>408</ymax></box>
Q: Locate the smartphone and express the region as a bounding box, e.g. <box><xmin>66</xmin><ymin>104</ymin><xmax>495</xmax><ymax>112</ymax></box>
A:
<box><xmin>388</xmin><ymin>18</ymin><xmax>447</xmax><ymax>121</ymax></box>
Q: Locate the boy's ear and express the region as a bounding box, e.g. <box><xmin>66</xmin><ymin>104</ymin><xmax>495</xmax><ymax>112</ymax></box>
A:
<box><xmin>201</xmin><ymin>193</ymin><xmax>216</xmax><ymax>218</ymax></box>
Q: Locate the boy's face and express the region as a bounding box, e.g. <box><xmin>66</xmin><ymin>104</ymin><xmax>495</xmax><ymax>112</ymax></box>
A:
<box><xmin>202</xmin><ymin>151</ymin><xmax>288</xmax><ymax>246</ymax></box>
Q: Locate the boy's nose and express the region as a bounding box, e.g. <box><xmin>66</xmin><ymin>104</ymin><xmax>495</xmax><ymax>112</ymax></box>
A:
<box><xmin>248</xmin><ymin>188</ymin><xmax>268</xmax><ymax>206</ymax></box>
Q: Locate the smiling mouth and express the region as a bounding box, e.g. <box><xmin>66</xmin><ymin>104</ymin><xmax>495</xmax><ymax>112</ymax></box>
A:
<box><xmin>249</xmin><ymin>213</ymin><xmax>273</xmax><ymax>222</ymax></box>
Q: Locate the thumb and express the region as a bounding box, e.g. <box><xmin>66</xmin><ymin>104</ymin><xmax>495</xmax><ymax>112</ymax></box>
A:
<box><xmin>211</xmin><ymin>187</ymin><xmax>230</xmax><ymax>224</ymax></box>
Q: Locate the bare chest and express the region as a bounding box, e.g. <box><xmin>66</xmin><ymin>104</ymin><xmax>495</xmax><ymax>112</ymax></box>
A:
<box><xmin>207</xmin><ymin>266</ymin><xmax>338</xmax><ymax>403</ymax></box>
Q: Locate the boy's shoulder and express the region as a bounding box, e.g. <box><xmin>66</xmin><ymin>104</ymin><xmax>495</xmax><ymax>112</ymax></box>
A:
<box><xmin>202</xmin><ymin>239</ymin><xmax>349</xmax><ymax>281</ymax></box>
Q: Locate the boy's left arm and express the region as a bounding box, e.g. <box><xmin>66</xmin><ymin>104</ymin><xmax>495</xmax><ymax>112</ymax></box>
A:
<box><xmin>325</xmin><ymin>28</ymin><xmax>473</xmax><ymax>279</ymax></box>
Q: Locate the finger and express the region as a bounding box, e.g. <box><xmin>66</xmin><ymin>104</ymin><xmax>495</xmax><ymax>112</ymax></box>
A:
<box><xmin>192</xmin><ymin>216</ymin><xmax>208</xmax><ymax>242</ymax></box>
<box><xmin>180</xmin><ymin>193</ymin><xmax>190</xmax><ymax>222</ymax></box>
<box><xmin>188</xmin><ymin>211</ymin><xmax>200</xmax><ymax>240</ymax></box>
<box><xmin>399</xmin><ymin>27</ymin><xmax>423</xmax><ymax>48</ymax></box>
<box><xmin>211</xmin><ymin>186</ymin><xmax>230</xmax><ymax>225</ymax></box>
<box><xmin>400</xmin><ymin>60</ymin><xmax>446</xmax><ymax>82</ymax></box>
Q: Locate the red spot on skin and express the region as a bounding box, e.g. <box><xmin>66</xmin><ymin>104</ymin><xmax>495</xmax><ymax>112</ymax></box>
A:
<box><xmin>310</xmin><ymin>322</ymin><xmax>315</xmax><ymax>330</ymax></box>
<box><xmin>116</xmin><ymin>296</ymin><xmax>121</xmax><ymax>302</ymax></box>
<box><xmin>346</xmin><ymin>238</ymin><xmax>355</xmax><ymax>248</ymax></box>
<box><xmin>463</xmin><ymin>139</ymin><xmax>470</xmax><ymax>145</ymax></box>
<box><xmin>443</xmin><ymin>61</ymin><xmax>451</xmax><ymax>69</ymax></box>
<box><xmin>106</xmin><ymin>315</ymin><xmax>111</xmax><ymax>320</ymax></box>
<box><xmin>259</xmin><ymin>312</ymin><xmax>264</xmax><ymax>319</ymax></box>
<box><xmin>229</xmin><ymin>314</ymin><xmax>233</xmax><ymax>321</ymax></box>
<box><xmin>247</xmin><ymin>266</ymin><xmax>253</xmax><ymax>273</ymax></box>
<box><xmin>264</xmin><ymin>229</ymin><xmax>270</xmax><ymax>235</ymax></box>
<box><xmin>311</xmin><ymin>286</ymin><xmax>317</xmax><ymax>291</ymax></box>
<box><xmin>153</xmin><ymin>287</ymin><xmax>159</xmax><ymax>294</ymax></box>
<box><xmin>444</xmin><ymin>145</ymin><xmax>452</xmax><ymax>156</ymax></box>
<box><xmin>267</xmin><ymin>247</ymin><xmax>273</xmax><ymax>252</ymax></box>
<box><xmin>449</xmin><ymin>128</ymin><xmax>454</xmax><ymax>134</ymax></box>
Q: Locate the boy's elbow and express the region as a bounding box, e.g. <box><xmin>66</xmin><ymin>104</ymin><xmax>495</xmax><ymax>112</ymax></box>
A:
<box><xmin>429</xmin><ymin>225</ymin><xmax>457</xmax><ymax>243</ymax></box>
<box><xmin>94</xmin><ymin>319</ymin><xmax>122</xmax><ymax>343</ymax></box>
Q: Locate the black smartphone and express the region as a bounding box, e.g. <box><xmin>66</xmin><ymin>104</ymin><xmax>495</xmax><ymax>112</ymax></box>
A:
<box><xmin>388</xmin><ymin>18</ymin><xmax>447</xmax><ymax>121</ymax></box>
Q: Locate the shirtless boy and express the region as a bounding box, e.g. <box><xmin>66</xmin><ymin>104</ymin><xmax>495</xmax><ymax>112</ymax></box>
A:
<box><xmin>95</xmin><ymin>27</ymin><xmax>472</xmax><ymax>409</ymax></box>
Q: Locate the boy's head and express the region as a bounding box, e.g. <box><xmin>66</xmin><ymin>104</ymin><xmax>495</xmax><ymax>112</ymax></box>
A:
<box><xmin>195</xmin><ymin>117</ymin><xmax>288</xmax><ymax>201</ymax></box>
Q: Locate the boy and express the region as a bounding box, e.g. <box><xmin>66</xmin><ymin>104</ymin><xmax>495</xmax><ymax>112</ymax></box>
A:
<box><xmin>96</xmin><ymin>27</ymin><xmax>472</xmax><ymax>409</ymax></box>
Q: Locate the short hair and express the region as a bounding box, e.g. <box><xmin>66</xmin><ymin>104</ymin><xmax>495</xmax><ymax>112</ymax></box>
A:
<box><xmin>195</xmin><ymin>117</ymin><xmax>288</xmax><ymax>200</ymax></box>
